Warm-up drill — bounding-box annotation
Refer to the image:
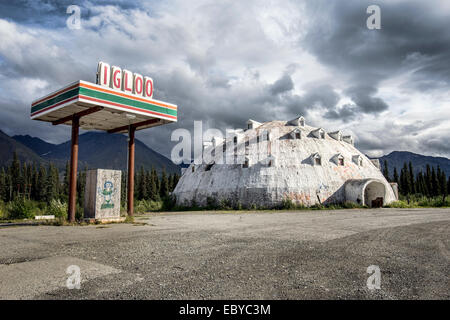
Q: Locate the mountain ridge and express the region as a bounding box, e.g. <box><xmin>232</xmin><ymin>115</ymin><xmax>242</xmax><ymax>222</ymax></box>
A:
<box><xmin>0</xmin><ymin>130</ymin><xmax>179</xmax><ymax>174</ymax></box>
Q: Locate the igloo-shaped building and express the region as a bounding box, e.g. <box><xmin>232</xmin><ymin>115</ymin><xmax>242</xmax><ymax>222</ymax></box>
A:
<box><xmin>173</xmin><ymin>117</ymin><xmax>398</xmax><ymax>208</ymax></box>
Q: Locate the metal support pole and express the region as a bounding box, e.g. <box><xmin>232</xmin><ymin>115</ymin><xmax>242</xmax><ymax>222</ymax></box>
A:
<box><xmin>68</xmin><ymin>116</ymin><xmax>79</xmax><ymax>222</ymax></box>
<box><xmin>127</xmin><ymin>126</ymin><xmax>136</xmax><ymax>216</ymax></box>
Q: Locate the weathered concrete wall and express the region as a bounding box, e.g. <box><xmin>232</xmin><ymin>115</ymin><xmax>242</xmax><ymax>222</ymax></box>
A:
<box><xmin>84</xmin><ymin>169</ymin><xmax>121</xmax><ymax>220</ymax></box>
<box><xmin>173</xmin><ymin>120</ymin><xmax>397</xmax><ymax>207</ymax></box>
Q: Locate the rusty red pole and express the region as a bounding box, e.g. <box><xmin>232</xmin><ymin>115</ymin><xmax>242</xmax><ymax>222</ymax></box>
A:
<box><xmin>68</xmin><ymin>116</ymin><xmax>79</xmax><ymax>222</ymax></box>
<box><xmin>127</xmin><ymin>126</ymin><xmax>136</xmax><ymax>216</ymax></box>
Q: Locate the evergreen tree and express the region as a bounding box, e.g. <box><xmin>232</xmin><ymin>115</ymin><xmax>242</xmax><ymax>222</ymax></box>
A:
<box><xmin>144</xmin><ymin>170</ymin><xmax>152</xmax><ymax>199</ymax></box>
<box><xmin>149</xmin><ymin>167</ymin><xmax>158</xmax><ymax>200</ymax></box>
<box><xmin>399</xmin><ymin>162</ymin><xmax>409</xmax><ymax>195</ymax></box>
<box><xmin>37</xmin><ymin>166</ymin><xmax>47</xmax><ymax>201</ymax></box>
<box><xmin>10</xmin><ymin>151</ymin><xmax>21</xmax><ymax>199</ymax></box>
<box><xmin>408</xmin><ymin>162</ymin><xmax>415</xmax><ymax>194</ymax></box>
<box><xmin>431</xmin><ymin>166</ymin><xmax>438</xmax><ymax>197</ymax></box>
<box><xmin>31</xmin><ymin>165</ymin><xmax>39</xmax><ymax>200</ymax></box>
<box><xmin>139</xmin><ymin>166</ymin><xmax>147</xmax><ymax>200</ymax></box>
<box><xmin>0</xmin><ymin>168</ymin><xmax>6</xmax><ymax>202</ymax></box>
<box><xmin>77</xmin><ymin>166</ymin><xmax>88</xmax><ymax>207</ymax></box>
<box><xmin>45</xmin><ymin>163</ymin><xmax>59</xmax><ymax>203</ymax></box>
<box><xmin>382</xmin><ymin>160</ymin><xmax>389</xmax><ymax>181</ymax></box>
<box><xmin>160</xmin><ymin>168</ymin><xmax>169</xmax><ymax>198</ymax></box>
<box><xmin>393</xmin><ymin>167</ymin><xmax>399</xmax><ymax>185</ymax></box>
<box><xmin>436</xmin><ymin>166</ymin><xmax>442</xmax><ymax>196</ymax></box>
<box><xmin>439</xmin><ymin>171</ymin><xmax>447</xmax><ymax>200</ymax></box>
<box><xmin>62</xmin><ymin>161</ymin><xmax>70</xmax><ymax>199</ymax></box>
<box><xmin>425</xmin><ymin>165</ymin><xmax>432</xmax><ymax>197</ymax></box>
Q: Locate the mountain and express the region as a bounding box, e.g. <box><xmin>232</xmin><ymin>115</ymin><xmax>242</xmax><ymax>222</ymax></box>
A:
<box><xmin>12</xmin><ymin>134</ymin><xmax>55</xmax><ymax>156</ymax></box>
<box><xmin>378</xmin><ymin>151</ymin><xmax>450</xmax><ymax>177</ymax></box>
<box><xmin>0</xmin><ymin>130</ymin><xmax>46</xmax><ymax>167</ymax></box>
<box><xmin>11</xmin><ymin>131</ymin><xmax>179</xmax><ymax>174</ymax></box>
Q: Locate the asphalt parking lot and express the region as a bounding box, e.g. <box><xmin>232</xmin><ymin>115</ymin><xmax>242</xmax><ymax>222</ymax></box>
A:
<box><xmin>0</xmin><ymin>208</ymin><xmax>449</xmax><ymax>299</ymax></box>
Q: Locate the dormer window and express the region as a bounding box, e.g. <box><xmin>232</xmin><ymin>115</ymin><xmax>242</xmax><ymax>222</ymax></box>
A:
<box><xmin>246</xmin><ymin>119</ymin><xmax>262</xmax><ymax>130</ymax></box>
<box><xmin>312</xmin><ymin>153</ymin><xmax>322</xmax><ymax>166</ymax></box>
<box><xmin>328</xmin><ymin>131</ymin><xmax>342</xmax><ymax>141</ymax></box>
<box><xmin>299</xmin><ymin>117</ymin><xmax>305</xmax><ymax>127</ymax></box>
<box><xmin>311</xmin><ymin>128</ymin><xmax>326</xmax><ymax>139</ymax></box>
<box><xmin>332</xmin><ymin>154</ymin><xmax>345</xmax><ymax>166</ymax></box>
<box><xmin>287</xmin><ymin>116</ymin><xmax>305</xmax><ymax>127</ymax></box>
<box><xmin>352</xmin><ymin>155</ymin><xmax>363</xmax><ymax>167</ymax></box>
<box><xmin>290</xmin><ymin>128</ymin><xmax>301</xmax><ymax>140</ymax></box>
<box><xmin>343</xmin><ymin>135</ymin><xmax>353</xmax><ymax>145</ymax></box>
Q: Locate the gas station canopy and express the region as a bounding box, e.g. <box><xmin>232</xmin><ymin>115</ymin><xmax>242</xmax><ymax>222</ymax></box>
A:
<box><xmin>31</xmin><ymin>80</ymin><xmax>177</xmax><ymax>133</ymax></box>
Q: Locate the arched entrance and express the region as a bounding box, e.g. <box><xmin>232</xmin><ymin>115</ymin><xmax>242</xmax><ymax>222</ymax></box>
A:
<box><xmin>364</xmin><ymin>181</ymin><xmax>385</xmax><ymax>207</ymax></box>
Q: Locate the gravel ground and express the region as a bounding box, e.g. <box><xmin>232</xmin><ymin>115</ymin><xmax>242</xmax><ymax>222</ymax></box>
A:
<box><xmin>0</xmin><ymin>208</ymin><xmax>448</xmax><ymax>299</ymax></box>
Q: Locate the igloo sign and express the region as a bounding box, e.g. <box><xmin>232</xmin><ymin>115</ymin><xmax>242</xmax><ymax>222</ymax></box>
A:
<box><xmin>96</xmin><ymin>61</ymin><xmax>153</xmax><ymax>98</ymax></box>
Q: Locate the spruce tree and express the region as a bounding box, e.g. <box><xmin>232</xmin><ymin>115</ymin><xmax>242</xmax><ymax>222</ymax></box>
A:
<box><xmin>37</xmin><ymin>166</ymin><xmax>47</xmax><ymax>201</ymax></box>
<box><xmin>46</xmin><ymin>163</ymin><xmax>59</xmax><ymax>203</ymax></box>
<box><xmin>393</xmin><ymin>167</ymin><xmax>399</xmax><ymax>185</ymax></box>
<box><xmin>0</xmin><ymin>168</ymin><xmax>6</xmax><ymax>202</ymax></box>
<box><xmin>408</xmin><ymin>162</ymin><xmax>415</xmax><ymax>194</ymax></box>
<box><xmin>431</xmin><ymin>166</ymin><xmax>438</xmax><ymax>197</ymax></box>
<box><xmin>439</xmin><ymin>171</ymin><xmax>447</xmax><ymax>201</ymax></box>
<box><xmin>425</xmin><ymin>165</ymin><xmax>432</xmax><ymax>197</ymax></box>
<box><xmin>10</xmin><ymin>151</ymin><xmax>21</xmax><ymax>199</ymax></box>
<box><xmin>382</xmin><ymin>160</ymin><xmax>389</xmax><ymax>181</ymax></box>
<box><xmin>63</xmin><ymin>161</ymin><xmax>70</xmax><ymax>199</ymax></box>
<box><xmin>160</xmin><ymin>168</ymin><xmax>169</xmax><ymax>198</ymax></box>
<box><xmin>149</xmin><ymin>167</ymin><xmax>157</xmax><ymax>200</ymax></box>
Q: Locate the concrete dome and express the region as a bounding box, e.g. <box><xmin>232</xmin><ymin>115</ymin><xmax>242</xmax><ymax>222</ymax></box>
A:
<box><xmin>173</xmin><ymin>118</ymin><xmax>397</xmax><ymax>208</ymax></box>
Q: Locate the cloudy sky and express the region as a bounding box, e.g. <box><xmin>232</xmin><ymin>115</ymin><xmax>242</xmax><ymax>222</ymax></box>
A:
<box><xmin>0</xmin><ymin>0</ymin><xmax>449</xmax><ymax>159</ymax></box>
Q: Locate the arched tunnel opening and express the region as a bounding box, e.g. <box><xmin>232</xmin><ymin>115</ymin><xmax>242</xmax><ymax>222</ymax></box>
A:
<box><xmin>364</xmin><ymin>181</ymin><xmax>386</xmax><ymax>207</ymax></box>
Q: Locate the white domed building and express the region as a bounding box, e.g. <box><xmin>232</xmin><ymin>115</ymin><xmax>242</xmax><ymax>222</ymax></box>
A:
<box><xmin>173</xmin><ymin>117</ymin><xmax>398</xmax><ymax>208</ymax></box>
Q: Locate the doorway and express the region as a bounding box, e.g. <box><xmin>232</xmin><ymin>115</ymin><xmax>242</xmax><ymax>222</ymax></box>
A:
<box><xmin>364</xmin><ymin>181</ymin><xmax>385</xmax><ymax>207</ymax></box>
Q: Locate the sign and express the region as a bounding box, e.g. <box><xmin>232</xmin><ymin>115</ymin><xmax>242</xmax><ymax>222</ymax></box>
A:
<box><xmin>96</xmin><ymin>61</ymin><xmax>153</xmax><ymax>98</ymax></box>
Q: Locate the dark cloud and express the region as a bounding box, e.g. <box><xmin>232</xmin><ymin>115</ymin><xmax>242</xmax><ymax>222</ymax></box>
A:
<box><xmin>345</xmin><ymin>85</ymin><xmax>389</xmax><ymax>114</ymax></box>
<box><xmin>303</xmin><ymin>0</ymin><xmax>450</xmax><ymax>90</ymax></box>
<box><xmin>269</xmin><ymin>74</ymin><xmax>294</xmax><ymax>95</ymax></box>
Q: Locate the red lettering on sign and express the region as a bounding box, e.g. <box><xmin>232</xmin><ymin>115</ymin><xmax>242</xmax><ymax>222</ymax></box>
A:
<box><xmin>145</xmin><ymin>79</ymin><xmax>153</xmax><ymax>98</ymax></box>
<box><xmin>113</xmin><ymin>70</ymin><xmax>121</xmax><ymax>88</ymax></box>
<box><xmin>104</xmin><ymin>66</ymin><xmax>108</xmax><ymax>85</ymax></box>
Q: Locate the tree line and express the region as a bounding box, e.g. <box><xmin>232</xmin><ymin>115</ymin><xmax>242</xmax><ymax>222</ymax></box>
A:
<box><xmin>382</xmin><ymin>160</ymin><xmax>449</xmax><ymax>199</ymax></box>
<box><xmin>0</xmin><ymin>151</ymin><xmax>180</xmax><ymax>205</ymax></box>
